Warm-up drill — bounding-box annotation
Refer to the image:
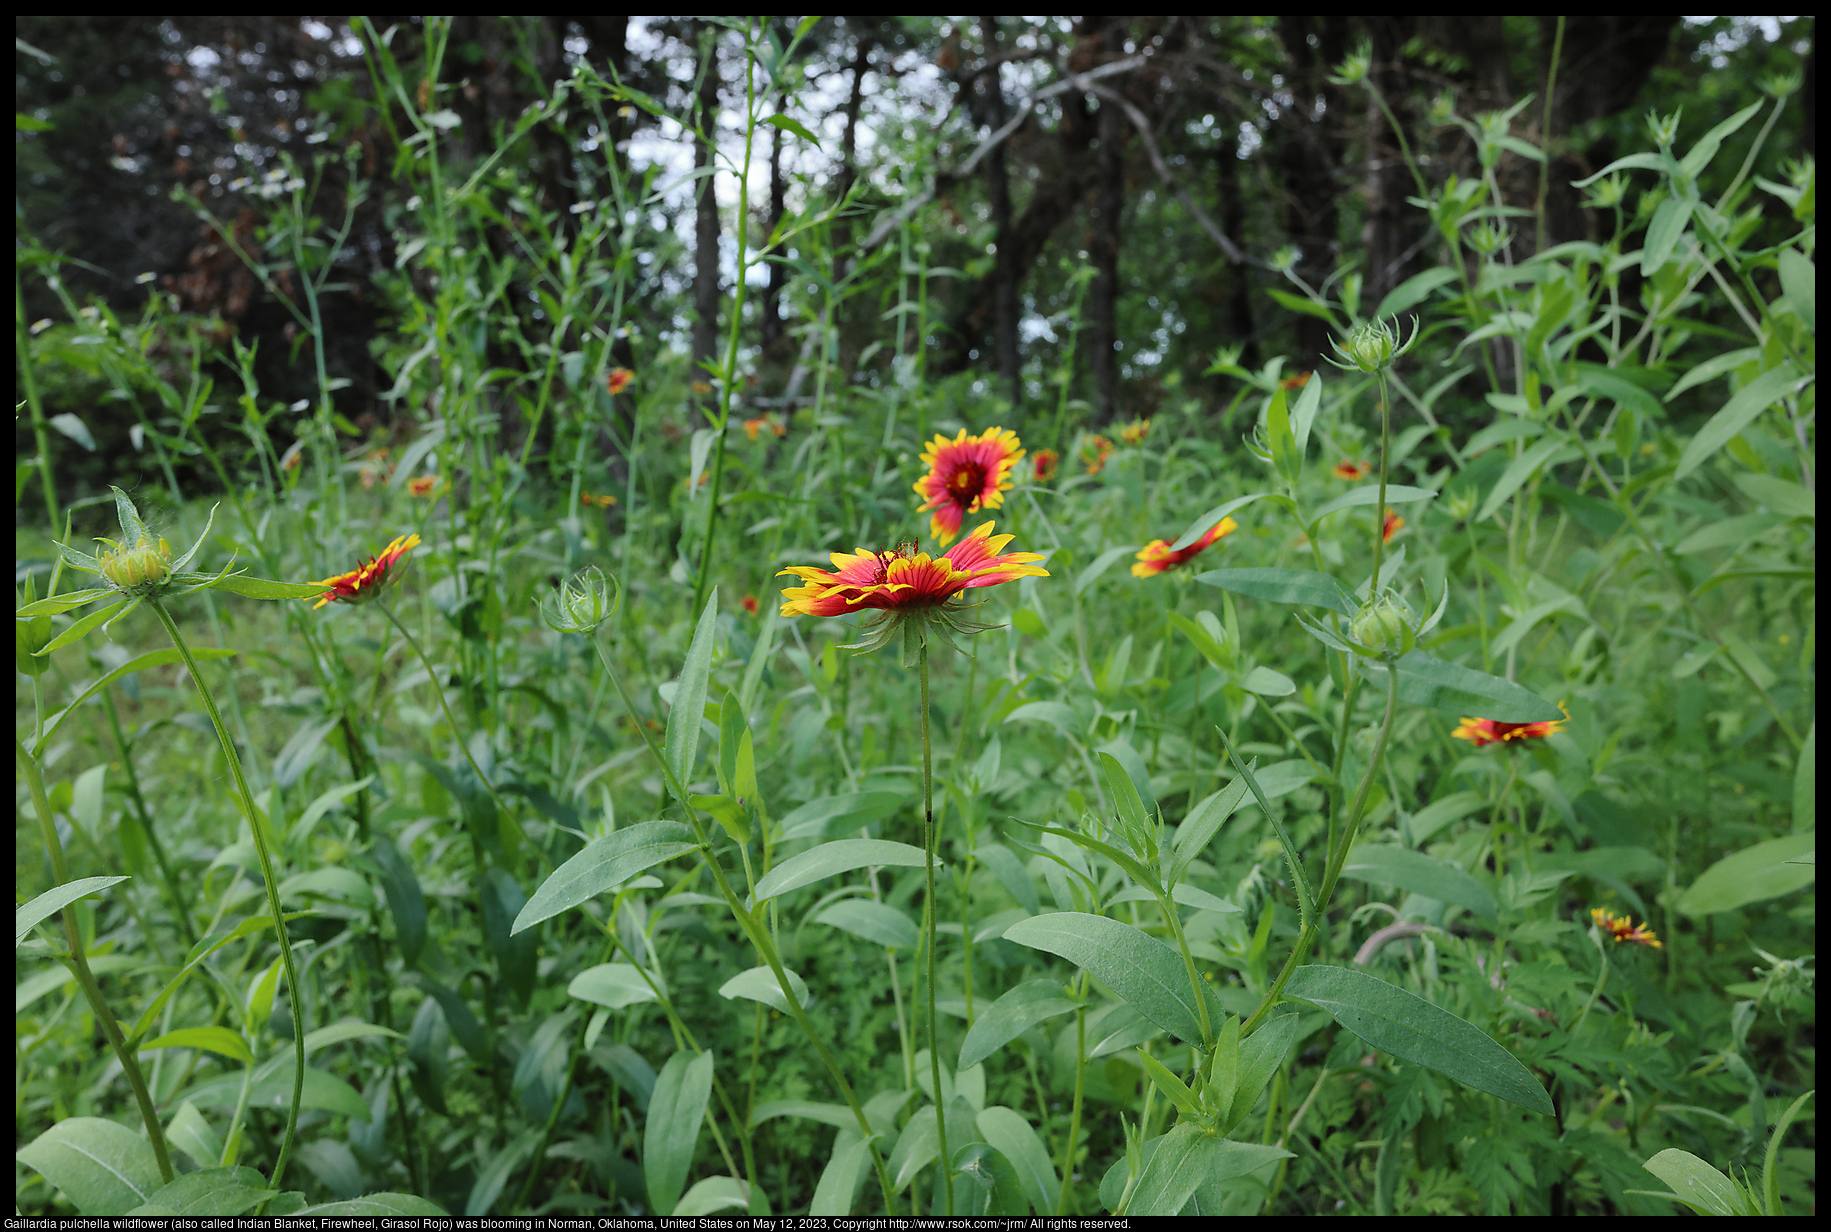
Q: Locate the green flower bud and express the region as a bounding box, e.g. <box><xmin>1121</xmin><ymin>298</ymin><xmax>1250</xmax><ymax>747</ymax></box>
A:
<box><xmin>1329</xmin><ymin>316</ymin><xmax>1419</xmax><ymax>375</ymax></box>
<box><xmin>1351</xmin><ymin>592</ymin><xmax>1414</xmax><ymax>655</ymax></box>
<box><xmin>97</xmin><ymin>533</ymin><xmax>174</xmax><ymax>595</ymax></box>
<box><xmin>541</xmin><ymin>566</ymin><xmax>619</xmax><ymax>634</ymax></box>
<box><xmin>1467</xmin><ymin>219</ymin><xmax>1514</xmax><ymax>257</ymax></box>
<box><xmin>1583</xmin><ymin>174</ymin><xmax>1628</xmax><ymax>210</ymax></box>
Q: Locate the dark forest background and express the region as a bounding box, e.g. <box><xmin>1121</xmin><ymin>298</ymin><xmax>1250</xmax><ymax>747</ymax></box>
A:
<box><xmin>16</xmin><ymin>16</ymin><xmax>1816</xmax><ymax>511</ymax></box>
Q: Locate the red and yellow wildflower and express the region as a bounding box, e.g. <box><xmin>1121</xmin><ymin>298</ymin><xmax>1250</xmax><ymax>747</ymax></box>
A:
<box><xmin>1133</xmin><ymin>517</ymin><xmax>1239</xmax><ymax>578</ymax></box>
<box><xmin>1033</xmin><ymin>449</ymin><xmax>1059</xmax><ymax>482</ymax></box>
<box><xmin>1591</xmin><ymin>907</ymin><xmax>1662</xmax><ymax>949</ymax></box>
<box><xmin>1118</xmin><ymin>418</ymin><xmax>1151</xmax><ymax>446</ymax></box>
<box><xmin>606</xmin><ymin>367</ymin><xmax>635</xmax><ymax>395</ymax></box>
<box><xmin>1333</xmin><ymin>460</ymin><xmax>1370</xmax><ymax>480</ymax></box>
<box><xmin>912</xmin><ymin>427</ymin><xmax>1025</xmax><ymax>546</ymax></box>
<box><xmin>779</xmin><ymin>521</ymin><xmax>1047</xmax><ymax>619</ymax></box>
<box><xmin>1081</xmin><ymin>435</ymin><xmax>1113</xmax><ymax>475</ymax></box>
<box><xmin>1451</xmin><ymin>701</ymin><xmax>1570</xmax><ymax>748</ymax></box>
<box><xmin>310</xmin><ymin>534</ymin><xmax>420</xmax><ymax>610</ymax></box>
<box><xmin>1382</xmin><ymin>508</ymin><xmax>1404</xmax><ymax>542</ymax></box>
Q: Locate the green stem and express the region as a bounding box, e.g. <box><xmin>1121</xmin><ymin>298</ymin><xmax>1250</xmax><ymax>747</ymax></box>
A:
<box><xmin>919</xmin><ymin>638</ymin><xmax>952</xmax><ymax>1213</ymax></box>
<box><xmin>588</xmin><ymin>632</ymin><xmax>898</xmax><ymax>1213</ymax></box>
<box><xmin>18</xmin><ymin>263</ymin><xmax>59</xmax><ymax>529</ymax></box>
<box><xmin>147</xmin><ymin>599</ymin><xmax>302</xmax><ymax>1196</ymax></box>
<box><xmin>1243</xmin><ymin>659</ymin><xmax>1400</xmax><ymax>1038</ymax></box>
<box><xmin>1055</xmin><ymin>976</ymin><xmax>1089</xmax><ymax>1214</ymax></box>
<box><xmin>18</xmin><ymin>736</ymin><xmax>175</xmax><ymax>1185</ymax></box>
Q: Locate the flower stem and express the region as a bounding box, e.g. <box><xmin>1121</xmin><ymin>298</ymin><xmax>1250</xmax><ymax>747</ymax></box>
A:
<box><xmin>919</xmin><ymin>637</ymin><xmax>953</xmax><ymax>1214</ymax></box>
<box><xmin>148</xmin><ymin>598</ymin><xmax>303</xmax><ymax>1196</ymax></box>
<box><xmin>588</xmin><ymin>632</ymin><xmax>898</xmax><ymax>1213</ymax></box>
<box><xmin>18</xmin><ymin>736</ymin><xmax>176</xmax><ymax>1185</ymax></box>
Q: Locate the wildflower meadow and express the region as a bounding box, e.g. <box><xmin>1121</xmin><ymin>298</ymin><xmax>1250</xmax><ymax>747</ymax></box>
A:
<box><xmin>16</xmin><ymin>17</ymin><xmax>1815</xmax><ymax>1218</ymax></box>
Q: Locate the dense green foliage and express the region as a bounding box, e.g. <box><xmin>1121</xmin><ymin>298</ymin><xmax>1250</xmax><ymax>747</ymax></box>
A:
<box><xmin>17</xmin><ymin>17</ymin><xmax>1814</xmax><ymax>1218</ymax></box>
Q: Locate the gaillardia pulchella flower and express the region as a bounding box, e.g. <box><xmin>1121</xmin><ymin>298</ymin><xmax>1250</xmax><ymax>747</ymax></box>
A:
<box><xmin>1452</xmin><ymin>701</ymin><xmax>1570</xmax><ymax>748</ymax></box>
<box><xmin>1132</xmin><ymin>517</ymin><xmax>1238</xmax><ymax>578</ymax></box>
<box><xmin>778</xmin><ymin>521</ymin><xmax>1048</xmax><ymax>661</ymax></box>
<box><xmin>913</xmin><ymin>427</ymin><xmax>1025</xmax><ymax>545</ymax></box>
<box><xmin>1590</xmin><ymin>907</ymin><xmax>1662</xmax><ymax>949</ymax></box>
<box><xmin>310</xmin><ymin>533</ymin><xmax>421</xmax><ymax>609</ymax></box>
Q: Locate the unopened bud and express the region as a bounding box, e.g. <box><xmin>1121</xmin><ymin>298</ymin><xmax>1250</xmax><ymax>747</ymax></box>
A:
<box><xmin>541</xmin><ymin>566</ymin><xmax>619</xmax><ymax>634</ymax></box>
<box><xmin>98</xmin><ymin>534</ymin><xmax>174</xmax><ymax>594</ymax></box>
<box><xmin>1351</xmin><ymin>592</ymin><xmax>1414</xmax><ymax>655</ymax></box>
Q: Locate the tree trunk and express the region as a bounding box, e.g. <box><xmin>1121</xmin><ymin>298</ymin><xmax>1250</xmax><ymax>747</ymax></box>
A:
<box><xmin>981</xmin><ymin>15</ymin><xmax>1021</xmax><ymax>410</ymax></box>
<box><xmin>1217</xmin><ymin>123</ymin><xmax>1260</xmax><ymax>370</ymax></box>
<box><xmin>1274</xmin><ymin>16</ymin><xmax>1352</xmax><ymax>364</ymax></box>
<box><xmin>833</xmin><ymin>30</ymin><xmax>873</xmax><ymax>253</ymax></box>
<box><xmin>692</xmin><ymin>24</ymin><xmax>721</xmax><ymax>405</ymax></box>
<box><xmin>1088</xmin><ymin>25</ymin><xmax>1125</xmax><ymax>424</ymax></box>
<box><xmin>1359</xmin><ymin>17</ymin><xmax>1423</xmax><ymax>312</ymax></box>
<box><xmin>761</xmin><ymin>115</ymin><xmax>786</xmax><ymax>358</ymax></box>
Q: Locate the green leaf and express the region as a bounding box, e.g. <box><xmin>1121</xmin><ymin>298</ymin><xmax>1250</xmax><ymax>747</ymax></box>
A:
<box><xmin>1407</xmin><ymin>792</ymin><xmax>1485</xmax><ymax>844</ymax></box>
<box><xmin>16</xmin><ymin>875</ymin><xmax>128</xmax><ymax>945</ymax></box>
<box><xmin>1138</xmin><ymin>1051</ymin><xmax>1203</xmax><ymax>1121</ymax></box>
<box><xmin>1666</xmin><ymin>347</ymin><xmax>1762</xmax><ymax>402</ymax></box>
<box><xmin>32</xmin><ymin>646</ymin><xmax>236</xmax><ymax>755</ymax></box>
<box><xmin>1341</xmin><ymin>846</ymin><xmax>1498</xmax><ymax>920</ymax></box>
<box><xmin>718</xmin><ymin>965</ymin><xmax>810</xmax><ymax>1013</ymax></box>
<box><xmin>1640</xmin><ymin>197</ymin><xmax>1695</xmax><ymax>276</ymax></box>
<box><xmin>139</xmin><ymin>1168</ymin><xmax>274</xmax><ymax>1217</ymax></box>
<box><xmin>1170</xmin><ymin>493</ymin><xmax>1279</xmax><ymax>552</ymax></box>
<box><xmin>1122</xmin><ymin>1124</ymin><xmax>1293</xmax><ymax>1216</ymax></box>
<box><xmin>301</xmin><ymin>1019</ymin><xmax>403</xmax><ymax>1057</ymax></box>
<box><xmin>664</xmin><ymin>590</ymin><xmax>719</xmax><ymax>794</ymax></box>
<box><xmin>776</xmin><ymin>790</ymin><xmax>907</xmax><ymax>841</ymax></box>
<box><xmin>1373</xmin><ymin>266</ymin><xmax>1460</xmax><ymax>322</ymax></box>
<box><xmin>1308</xmin><ymin>483</ymin><xmax>1438</xmax><ymax>526</ymax></box>
<box><xmin>568</xmin><ymin>963</ymin><xmax>664</xmax><ymax>1010</ymax></box>
<box><xmin>645</xmin><ymin>1050</ymin><xmax>716</xmax><ymax>1216</ymax></box>
<box><xmin>204</xmin><ymin>576</ymin><xmax>327</xmax><ymax>601</ymax></box>
<box><xmin>976</xmin><ymin>843</ymin><xmax>1041</xmax><ymax>917</ymax></box>
<box><xmin>1283</xmin><ymin>965</ymin><xmax>1553</xmax><ymax>1114</ymax></box>
<box><xmin>368</xmin><ymin>836</ymin><xmax>426</xmax><ymax>964</ymax></box>
<box><xmin>957</xmin><ymin>980</ymin><xmax>1081</xmax><ymax>1071</ymax></box>
<box><xmin>1216</xmin><ymin>729</ymin><xmax>1316</xmax><ymax>921</ymax></box>
<box><xmin>1795</xmin><ymin>723</ymin><xmax>1815</xmax><ymax>833</ymax></box>
<box><xmin>675</xmin><ymin>1176</ymin><xmax>752</xmax><ymax>1216</ymax></box>
<box><xmin>16</xmin><ymin>587</ymin><xmax>115</xmax><ymax>617</ymax></box>
<box><xmin>1002</xmin><ymin>913</ymin><xmax>1224</xmax><ymax>1046</ymax></box>
<box><xmin>164</xmin><ymin>1102</ymin><xmax>223</xmax><ymax>1171</ymax></box>
<box><xmin>1778</xmin><ymin>249</ymin><xmax>1815</xmax><ymax>331</ymax></box>
<box><xmin>763</xmin><ymin>113</ymin><xmax>822</xmax><ymax>149</ymax></box>
<box><xmin>1477</xmin><ymin>434</ymin><xmax>1575</xmax><ymax>523</ymax></box>
<box><xmin>1380</xmin><ymin>650</ymin><xmax>1564</xmax><ymax>722</ymax></box>
<box><xmin>1675</xmin><ymin>832</ymin><xmax>1815</xmax><ymax>916</ymax></box>
<box><xmin>1675</xmin><ymin>364</ymin><xmax>1801</xmax><ymax>481</ymax></box>
<box><xmin>1196</xmin><ymin>567</ymin><xmax>1353</xmax><ymax>614</ymax></box>
<box><xmin>126</xmin><ymin>912</ymin><xmax>310</xmax><ymax>1048</ymax></box>
<box><xmin>1267</xmin><ymin>286</ymin><xmax>1341</xmax><ymax>326</ymax></box>
<box><xmin>1074</xmin><ymin>543</ymin><xmax>1142</xmax><ymax>595</ymax></box>
<box><xmin>511</xmin><ymin>820</ymin><xmax>696</xmax><ymax>934</ymax></box>
<box><xmin>1734</xmin><ymin>471</ymin><xmax>1816</xmax><ymax>519</ymax></box>
<box><xmin>1097</xmin><ymin>751</ymin><xmax>1150</xmax><ymax>832</ymax></box>
<box><xmin>814</xmin><ymin>899</ymin><xmax>920</xmax><ymax>950</ymax></box>
<box><xmin>1225</xmin><ymin>1010</ymin><xmax>1304</xmax><ymax>1134</ymax></box>
<box><xmin>751</xmin><ymin>839</ymin><xmax>929</xmax><ymax>903</ymax></box>
<box><xmin>1674</xmin><ymin>512</ymin><xmax>1791</xmax><ymax>555</ymax></box>
<box><xmin>809</xmin><ymin>1133</ymin><xmax>872</xmax><ymax>1216</ymax></box>
<box><xmin>298</xmin><ymin>1193</ymin><xmax>448</xmax><ymax>1216</ymax></box>
<box><xmin>976</xmin><ymin>1106</ymin><xmax>1059</xmax><ymax>1215</ymax></box>
<box><xmin>1003</xmin><ymin>700</ymin><xmax>1081</xmax><ymax>736</ymax></box>
<box><xmin>1240</xmin><ymin>665</ymin><xmax>1296</xmax><ymax>696</ymax></box>
<box><xmin>35</xmin><ymin>598</ymin><xmax>127</xmax><ymax>656</ymax></box>
<box><xmin>1172</xmin><ymin>779</ymin><xmax>1252</xmax><ymax>873</ymax></box>
<box><xmin>1641</xmin><ymin>1148</ymin><xmax>1743</xmax><ymax>1216</ymax></box>
<box><xmin>141</xmin><ymin>1026</ymin><xmax>254</xmax><ymax>1066</ymax></box>
<box><xmin>16</xmin><ymin>1117</ymin><xmax>164</xmax><ymax>1215</ymax></box>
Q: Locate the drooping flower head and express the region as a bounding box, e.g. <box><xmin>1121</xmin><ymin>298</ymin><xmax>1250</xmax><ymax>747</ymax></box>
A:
<box><xmin>606</xmin><ymin>367</ymin><xmax>635</xmax><ymax>395</ymax></box>
<box><xmin>1133</xmin><ymin>517</ymin><xmax>1239</xmax><ymax>578</ymax></box>
<box><xmin>1118</xmin><ymin>418</ymin><xmax>1151</xmax><ymax>446</ymax></box>
<box><xmin>311</xmin><ymin>534</ymin><xmax>421</xmax><ymax>609</ymax></box>
<box><xmin>1590</xmin><ymin>907</ymin><xmax>1662</xmax><ymax>949</ymax></box>
<box><xmin>913</xmin><ymin>427</ymin><xmax>1025</xmax><ymax>545</ymax></box>
<box><xmin>1333</xmin><ymin>460</ymin><xmax>1370</xmax><ymax>480</ymax></box>
<box><xmin>1033</xmin><ymin>449</ymin><xmax>1060</xmax><ymax>482</ymax></box>
<box><xmin>779</xmin><ymin>521</ymin><xmax>1048</xmax><ymax>660</ymax></box>
<box><xmin>1452</xmin><ymin>701</ymin><xmax>1570</xmax><ymax>748</ymax></box>
<box><xmin>1382</xmin><ymin>508</ymin><xmax>1404</xmax><ymax>542</ymax></box>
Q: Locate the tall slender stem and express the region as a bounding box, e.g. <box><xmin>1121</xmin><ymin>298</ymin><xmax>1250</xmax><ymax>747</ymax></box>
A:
<box><xmin>918</xmin><ymin>637</ymin><xmax>953</xmax><ymax>1214</ymax></box>
<box><xmin>147</xmin><ymin>598</ymin><xmax>303</xmax><ymax>1196</ymax></box>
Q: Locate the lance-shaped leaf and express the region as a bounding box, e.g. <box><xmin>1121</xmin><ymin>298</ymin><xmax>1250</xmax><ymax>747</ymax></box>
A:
<box><xmin>957</xmin><ymin>980</ymin><xmax>1082</xmax><ymax>1071</ymax></box>
<box><xmin>1284</xmin><ymin>965</ymin><xmax>1552</xmax><ymax>1114</ymax></box>
<box><xmin>751</xmin><ymin>839</ymin><xmax>928</xmax><ymax>903</ymax></box>
<box><xmin>1372</xmin><ymin>651</ymin><xmax>1564</xmax><ymax>723</ymax></box>
<box><xmin>1002</xmin><ymin>913</ymin><xmax>1225</xmax><ymax>1046</ymax></box>
<box><xmin>1340</xmin><ymin>846</ymin><xmax>1498</xmax><ymax>921</ymax></box>
<box><xmin>512</xmin><ymin>821</ymin><xmax>697</xmax><ymax>935</ymax></box>
<box><xmin>663</xmin><ymin>590</ymin><xmax>719</xmax><ymax>793</ymax></box>
<box><xmin>1196</xmin><ymin>567</ymin><xmax>1354</xmax><ymax>614</ymax></box>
